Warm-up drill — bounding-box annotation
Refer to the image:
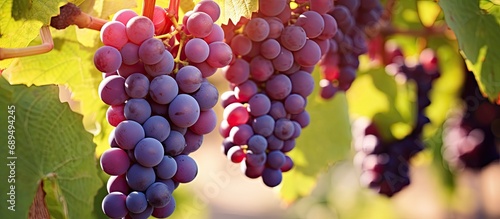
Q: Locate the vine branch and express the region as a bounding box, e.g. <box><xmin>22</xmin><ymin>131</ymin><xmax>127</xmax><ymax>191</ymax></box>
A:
<box><xmin>50</xmin><ymin>3</ymin><xmax>107</xmax><ymax>31</ymax></box>
<box><xmin>0</xmin><ymin>26</ymin><xmax>54</xmax><ymax>60</ymax></box>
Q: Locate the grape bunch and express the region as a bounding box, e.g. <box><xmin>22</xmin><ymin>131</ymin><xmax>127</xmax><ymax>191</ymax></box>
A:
<box><xmin>318</xmin><ymin>0</ymin><xmax>383</xmax><ymax>99</ymax></box>
<box><xmin>443</xmin><ymin>70</ymin><xmax>500</xmax><ymax>170</ymax></box>
<box><xmin>219</xmin><ymin>0</ymin><xmax>343</xmax><ymax>187</ymax></box>
<box><xmin>94</xmin><ymin>1</ymin><xmax>229</xmax><ymax>218</ymax></box>
<box><xmin>353</xmin><ymin>48</ymin><xmax>440</xmax><ymax>196</ymax></box>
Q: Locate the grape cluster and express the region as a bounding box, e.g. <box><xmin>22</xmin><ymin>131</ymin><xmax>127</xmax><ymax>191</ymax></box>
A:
<box><xmin>219</xmin><ymin>0</ymin><xmax>345</xmax><ymax>187</ymax></box>
<box><xmin>353</xmin><ymin>48</ymin><xmax>439</xmax><ymax>196</ymax></box>
<box><xmin>94</xmin><ymin>1</ymin><xmax>229</xmax><ymax>218</ymax></box>
<box><xmin>318</xmin><ymin>0</ymin><xmax>383</xmax><ymax>99</ymax></box>
<box><xmin>443</xmin><ymin>70</ymin><xmax>500</xmax><ymax>170</ymax></box>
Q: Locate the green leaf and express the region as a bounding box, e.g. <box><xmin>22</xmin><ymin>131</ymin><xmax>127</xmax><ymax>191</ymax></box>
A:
<box><xmin>214</xmin><ymin>0</ymin><xmax>258</xmax><ymax>25</ymax></box>
<box><xmin>347</xmin><ymin>67</ymin><xmax>415</xmax><ymax>140</ymax></box>
<box><xmin>0</xmin><ymin>76</ymin><xmax>102</xmax><ymax>218</ymax></box>
<box><xmin>0</xmin><ymin>0</ymin><xmax>67</xmax><ymax>68</ymax></box>
<box><xmin>439</xmin><ymin>0</ymin><xmax>500</xmax><ymax>101</ymax></box>
<box><xmin>3</xmin><ymin>26</ymin><xmax>112</xmax><ymax>156</ymax></box>
<box><xmin>280</xmin><ymin>69</ymin><xmax>352</xmax><ymax>202</ymax></box>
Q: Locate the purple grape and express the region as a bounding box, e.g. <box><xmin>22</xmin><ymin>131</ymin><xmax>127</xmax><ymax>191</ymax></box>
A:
<box><xmin>102</xmin><ymin>192</ymin><xmax>128</xmax><ymax>218</ymax></box>
<box><xmin>162</xmin><ymin>131</ymin><xmax>186</xmax><ymax>156</ymax></box>
<box><xmin>114</xmin><ymin>120</ymin><xmax>145</xmax><ymax>150</ymax></box>
<box><xmin>155</xmin><ymin>156</ymin><xmax>178</xmax><ymax>179</ymax></box>
<box><xmin>124</xmin><ymin>98</ymin><xmax>152</xmax><ymax>124</ymax></box>
<box><xmin>173</xmin><ymin>155</ymin><xmax>198</xmax><ymax>183</ymax></box>
<box><xmin>134</xmin><ymin>137</ymin><xmax>165</xmax><ymax>167</ymax></box>
<box><xmin>146</xmin><ymin>182</ymin><xmax>172</xmax><ymax>208</ymax></box>
<box><xmin>126</xmin><ymin>164</ymin><xmax>156</xmax><ymax>191</ymax></box>
<box><xmin>100</xmin><ymin>148</ymin><xmax>130</xmax><ymax>175</ymax></box>
<box><xmin>126</xmin><ymin>191</ymin><xmax>148</xmax><ymax>214</ymax></box>
<box><xmin>168</xmin><ymin>94</ymin><xmax>200</xmax><ymax>128</ymax></box>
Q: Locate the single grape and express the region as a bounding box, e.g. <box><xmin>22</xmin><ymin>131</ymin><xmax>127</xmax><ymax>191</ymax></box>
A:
<box><xmin>120</xmin><ymin>42</ymin><xmax>140</xmax><ymax>65</ymax></box>
<box><xmin>126</xmin><ymin>164</ymin><xmax>156</xmax><ymax>191</ymax></box>
<box><xmin>192</xmin><ymin>81</ymin><xmax>219</xmax><ymax>111</ymax></box>
<box><xmin>162</xmin><ymin>131</ymin><xmax>186</xmax><ymax>156</ymax></box>
<box><xmin>223</xmin><ymin>102</ymin><xmax>249</xmax><ymax>126</ymax></box>
<box><xmin>230</xmin><ymin>34</ymin><xmax>252</xmax><ymax>56</ymax></box>
<box><xmin>173</xmin><ymin>155</ymin><xmax>198</xmax><ymax>183</ymax></box>
<box><xmin>102</xmin><ymin>192</ymin><xmax>128</xmax><ymax>218</ymax></box>
<box><xmin>139</xmin><ymin>38</ymin><xmax>166</xmax><ymax>65</ymax></box>
<box><xmin>100</xmin><ymin>21</ymin><xmax>128</xmax><ymax>49</ymax></box>
<box><xmin>259</xmin><ymin>0</ymin><xmax>286</xmax><ymax>17</ymax></box>
<box><xmin>284</xmin><ymin>94</ymin><xmax>306</xmax><ymax>114</ymax></box>
<box><xmin>274</xmin><ymin>118</ymin><xmax>295</xmax><ymax>140</ymax></box>
<box><xmin>107</xmin><ymin>174</ymin><xmax>130</xmax><ymax>195</ymax></box>
<box><xmin>266</xmin><ymin>150</ymin><xmax>286</xmax><ymax>169</ymax></box>
<box><xmin>250</xmin><ymin>55</ymin><xmax>274</xmax><ymax>82</ymax></box>
<box><xmin>149</xmin><ymin>75</ymin><xmax>179</xmax><ymax>104</ymax></box>
<box><xmin>190</xmin><ymin>109</ymin><xmax>217</xmax><ymax>135</ymax></box>
<box><xmin>94</xmin><ymin>46</ymin><xmax>122</xmax><ymax>73</ymax></box>
<box><xmin>176</xmin><ymin>66</ymin><xmax>203</xmax><ymax>93</ymax></box>
<box><xmin>206</xmin><ymin>41</ymin><xmax>233</xmax><ymax>68</ymax></box>
<box><xmin>234</xmin><ymin>80</ymin><xmax>258</xmax><ymax>102</ymax></box>
<box><xmin>186</xmin><ymin>11</ymin><xmax>213</xmax><ymax>38</ymax></box>
<box><xmin>261</xmin><ymin>168</ymin><xmax>282</xmax><ymax>187</ymax></box>
<box><xmin>126</xmin><ymin>191</ymin><xmax>148</xmax><ymax>214</ymax></box>
<box><xmin>106</xmin><ymin>104</ymin><xmax>126</xmax><ymax>127</ymax></box>
<box><xmin>126</xmin><ymin>16</ymin><xmax>155</xmax><ymax>45</ymax></box>
<box><xmin>229</xmin><ymin>124</ymin><xmax>254</xmax><ymax>145</ymax></box>
<box><xmin>247</xmin><ymin>135</ymin><xmax>267</xmax><ymax>154</ymax></box>
<box><xmin>155</xmin><ymin>156</ymin><xmax>178</xmax><ymax>179</ymax></box>
<box><xmin>227</xmin><ymin>146</ymin><xmax>246</xmax><ymax>163</ymax></box>
<box><xmin>143</xmin><ymin>115</ymin><xmax>171</xmax><ymax>142</ymax></box>
<box><xmin>247</xmin><ymin>93</ymin><xmax>271</xmax><ymax>117</ymax></box>
<box><xmin>243</xmin><ymin>17</ymin><xmax>270</xmax><ymax>42</ymax></box>
<box><xmin>280</xmin><ymin>25</ymin><xmax>307</xmax><ymax>51</ymax></box>
<box><xmin>260</xmin><ymin>39</ymin><xmax>281</xmax><ymax>59</ymax></box>
<box><xmin>125</xmin><ymin>73</ymin><xmax>149</xmax><ymax>98</ymax></box>
<box><xmin>134</xmin><ymin>137</ymin><xmax>165</xmax><ymax>167</ymax></box>
<box><xmin>114</xmin><ymin>120</ymin><xmax>145</xmax><ymax>150</ymax></box>
<box><xmin>222</xmin><ymin>58</ymin><xmax>250</xmax><ymax>85</ymax></box>
<box><xmin>100</xmin><ymin>148</ymin><xmax>130</xmax><ymax>176</ymax></box>
<box><xmin>252</xmin><ymin>115</ymin><xmax>275</xmax><ymax>137</ymax></box>
<box><xmin>182</xmin><ymin>130</ymin><xmax>204</xmax><ymax>154</ymax></box>
<box><xmin>113</xmin><ymin>9</ymin><xmax>138</xmax><ymax>25</ymax></box>
<box><xmin>168</xmin><ymin>94</ymin><xmax>200</xmax><ymax>128</ymax></box>
<box><xmin>124</xmin><ymin>98</ymin><xmax>152</xmax><ymax>124</ymax></box>
<box><xmin>265</xmin><ymin>74</ymin><xmax>292</xmax><ymax>100</ymax></box>
<box><xmin>151</xmin><ymin>197</ymin><xmax>176</xmax><ymax>218</ymax></box>
<box><xmin>194</xmin><ymin>0</ymin><xmax>221</xmax><ymax>22</ymax></box>
<box><xmin>185</xmin><ymin>38</ymin><xmax>210</xmax><ymax>63</ymax></box>
<box><xmin>145</xmin><ymin>182</ymin><xmax>172</xmax><ymax>208</ymax></box>
<box><xmin>204</xmin><ymin>23</ymin><xmax>224</xmax><ymax>43</ymax></box>
<box><xmin>295</xmin><ymin>11</ymin><xmax>325</xmax><ymax>38</ymax></box>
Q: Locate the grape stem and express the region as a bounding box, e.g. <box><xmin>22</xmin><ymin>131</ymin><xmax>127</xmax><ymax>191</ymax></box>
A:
<box><xmin>50</xmin><ymin>3</ymin><xmax>107</xmax><ymax>31</ymax></box>
<box><xmin>142</xmin><ymin>0</ymin><xmax>156</xmax><ymax>21</ymax></box>
<box><xmin>0</xmin><ymin>26</ymin><xmax>54</xmax><ymax>60</ymax></box>
<box><xmin>167</xmin><ymin>0</ymin><xmax>180</xmax><ymax>18</ymax></box>
<box><xmin>380</xmin><ymin>23</ymin><xmax>450</xmax><ymax>37</ymax></box>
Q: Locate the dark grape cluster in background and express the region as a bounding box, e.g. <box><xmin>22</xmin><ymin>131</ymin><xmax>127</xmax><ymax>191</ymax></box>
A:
<box><xmin>443</xmin><ymin>69</ymin><xmax>500</xmax><ymax>170</ymax></box>
<box><xmin>95</xmin><ymin>1</ymin><xmax>230</xmax><ymax>218</ymax></box>
<box><xmin>217</xmin><ymin>0</ymin><xmax>384</xmax><ymax>188</ymax></box>
<box><xmin>353</xmin><ymin>48</ymin><xmax>440</xmax><ymax>196</ymax></box>
<box><xmin>318</xmin><ymin>0</ymin><xmax>383</xmax><ymax>99</ymax></box>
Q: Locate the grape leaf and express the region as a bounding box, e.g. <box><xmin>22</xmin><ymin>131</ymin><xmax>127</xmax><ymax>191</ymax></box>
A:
<box><xmin>214</xmin><ymin>0</ymin><xmax>258</xmax><ymax>25</ymax></box>
<box><xmin>2</xmin><ymin>26</ymin><xmax>112</xmax><ymax>156</ymax></box>
<box><xmin>0</xmin><ymin>0</ymin><xmax>67</xmax><ymax>68</ymax></box>
<box><xmin>439</xmin><ymin>0</ymin><xmax>500</xmax><ymax>101</ymax></box>
<box><xmin>280</xmin><ymin>69</ymin><xmax>352</xmax><ymax>202</ymax></box>
<box><xmin>0</xmin><ymin>76</ymin><xmax>102</xmax><ymax>218</ymax></box>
